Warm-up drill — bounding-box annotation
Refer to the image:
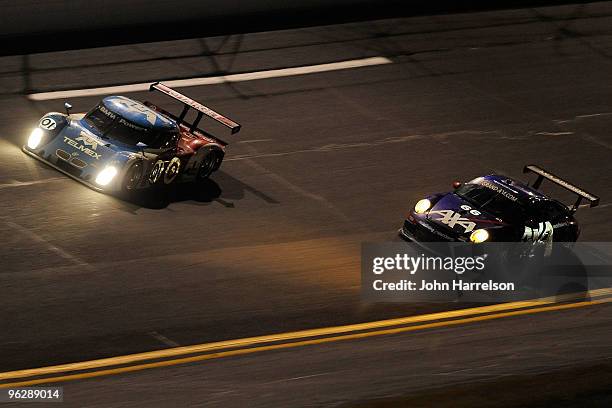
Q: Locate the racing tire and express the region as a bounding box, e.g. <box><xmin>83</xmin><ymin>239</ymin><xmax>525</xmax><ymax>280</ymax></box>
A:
<box><xmin>122</xmin><ymin>162</ymin><xmax>144</xmax><ymax>191</ymax></box>
<box><xmin>196</xmin><ymin>149</ymin><xmax>221</xmax><ymax>181</ymax></box>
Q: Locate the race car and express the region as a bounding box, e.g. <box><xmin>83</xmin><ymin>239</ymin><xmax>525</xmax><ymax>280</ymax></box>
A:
<box><xmin>23</xmin><ymin>82</ymin><xmax>240</xmax><ymax>192</ymax></box>
<box><xmin>400</xmin><ymin>165</ymin><xmax>599</xmax><ymax>243</ymax></box>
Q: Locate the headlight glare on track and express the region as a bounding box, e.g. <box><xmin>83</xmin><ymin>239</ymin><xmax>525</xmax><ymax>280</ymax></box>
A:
<box><xmin>27</xmin><ymin>128</ymin><xmax>44</xmax><ymax>149</ymax></box>
<box><xmin>414</xmin><ymin>199</ymin><xmax>432</xmax><ymax>214</ymax></box>
<box><xmin>95</xmin><ymin>166</ymin><xmax>118</xmax><ymax>186</ymax></box>
<box><xmin>470</xmin><ymin>229</ymin><xmax>489</xmax><ymax>243</ymax></box>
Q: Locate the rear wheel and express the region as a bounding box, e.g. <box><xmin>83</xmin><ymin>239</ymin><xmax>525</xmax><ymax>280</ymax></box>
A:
<box><xmin>196</xmin><ymin>149</ymin><xmax>220</xmax><ymax>181</ymax></box>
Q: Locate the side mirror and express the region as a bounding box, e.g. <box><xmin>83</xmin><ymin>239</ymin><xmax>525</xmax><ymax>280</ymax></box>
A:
<box><xmin>64</xmin><ymin>102</ymin><xmax>73</xmax><ymax>116</ymax></box>
<box><xmin>452</xmin><ymin>180</ymin><xmax>462</xmax><ymax>189</ymax></box>
<box><xmin>136</xmin><ymin>141</ymin><xmax>148</xmax><ymax>157</ymax></box>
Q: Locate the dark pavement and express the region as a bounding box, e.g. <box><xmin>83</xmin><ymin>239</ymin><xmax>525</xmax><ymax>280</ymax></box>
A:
<box><xmin>14</xmin><ymin>301</ymin><xmax>612</xmax><ymax>407</ymax></box>
<box><xmin>0</xmin><ymin>2</ymin><xmax>611</xmax><ymax>406</ymax></box>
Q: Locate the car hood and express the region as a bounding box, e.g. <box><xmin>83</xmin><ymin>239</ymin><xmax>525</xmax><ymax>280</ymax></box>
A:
<box><xmin>36</xmin><ymin>121</ymin><xmax>135</xmax><ymax>184</ymax></box>
<box><xmin>55</xmin><ymin>121</ymin><xmax>122</xmax><ymax>160</ymax></box>
<box><xmin>426</xmin><ymin>193</ymin><xmax>508</xmax><ymax>236</ymax></box>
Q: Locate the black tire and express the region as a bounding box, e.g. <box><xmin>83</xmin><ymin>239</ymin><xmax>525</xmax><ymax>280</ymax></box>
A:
<box><xmin>196</xmin><ymin>149</ymin><xmax>220</xmax><ymax>181</ymax></box>
<box><xmin>122</xmin><ymin>162</ymin><xmax>144</xmax><ymax>191</ymax></box>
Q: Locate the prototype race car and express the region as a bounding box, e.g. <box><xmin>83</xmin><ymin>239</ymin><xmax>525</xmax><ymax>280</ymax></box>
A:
<box><xmin>400</xmin><ymin>165</ymin><xmax>599</xmax><ymax>243</ymax></box>
<box><xmin>23</xmin><ymin>82</ymin><xmax>240</xmax><ymax>192</ymax></box>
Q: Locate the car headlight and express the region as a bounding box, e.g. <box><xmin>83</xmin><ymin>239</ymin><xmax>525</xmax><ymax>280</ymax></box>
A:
<box><xmin>414</xmin><ymin>199</ymin><xmax>432</xmax><ymax>214</ymax></box>
<box><xmin>470</xmin><ymin>229</ymin><xmax>489</xmax><ymax>243</ymax></box>
<box><xmin>27</xmin><ymin>128</ymin><xmax>44</xmax><ymax>149</ymax></box>
<box><xmin>95</xmin><ymin>166</ymin><xmax>118</xmax><ymax>186</ymax></box>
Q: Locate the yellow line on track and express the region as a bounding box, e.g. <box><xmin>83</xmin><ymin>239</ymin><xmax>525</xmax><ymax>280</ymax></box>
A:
<box><xmin>3</xmin><ymin>287</ymin><xmax>610</xmax><ymax>382</ymax></box>
<box><xmin>1</xmin><ymin>297</ymin><xmax>610</xmax><ymax>388</ymax></box>
<box><xmin>0</xmin><ymin>294</ymin><xmax>577</xmax><ymax>381</ymax></box>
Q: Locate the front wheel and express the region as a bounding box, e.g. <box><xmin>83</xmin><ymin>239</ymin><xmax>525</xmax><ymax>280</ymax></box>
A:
<box><xmin>122</xmin><ymin>161</ymin><xmax>144</xmax><ymax>191</ymax></box>
<box><xmin>196</xmin><ymin>149</ymin><xmax>221</xmax><ymax>181</ymax></box>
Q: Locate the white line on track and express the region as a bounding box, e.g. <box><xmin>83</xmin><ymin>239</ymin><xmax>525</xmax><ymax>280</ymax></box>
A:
<box><xmin>149</xmin><ymin>331</ymin><xmax>180</xmax><ymax>347</ymax></box>
<box><xmin>576</xmin><ymin>112</ymin><xmax>612</xmax><ymax>119</ymax></box>
<box><xmin>263</xmin><ymin>373</ymin><xmax>330</xmax><ymax>384</ymax></box>
<box><xmin>534</xmin><ymin>131</ymin><xmax>574</xmax><ymax>136</ymax></box>
<box><xmin>579</xmin><ymin>203</ymin><xmax>612</xmax><ymax>209</ymax></box>
<box><xmin>237</xmin><ymin>139</ymin><xmax>274</xmax><ymax>144</ymax></box>
<box><xmin>0</xmin><ymin>177</ymin><xmax>67</xmax><ymax>190</ymax></box>
<box><xmin>241</xmin><ymin>144</ymin><xmax>352</xmax><ymax>223</ymax></box>
<box><xmin>27</xmin><ymin>57</ymin><xmax>392</xmax><ymax>101</ymax></box>
<box><xmin>3</xmin><ymin>219</ymin><xmax>93</xmax><ymax>269</ymax></box>
<box><xmin>224</xmin><ymin>129</ymin><xmax>490</xmax><ymax>162</ymax></box>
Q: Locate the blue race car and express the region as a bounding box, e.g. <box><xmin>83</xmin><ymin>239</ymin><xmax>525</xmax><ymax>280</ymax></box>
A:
<box><xmin>400</xmin><ymin>166</ymin><xmax>599</xmax><ymax>243</ymax></box>
<box><xmin>23</xmin><ymin>83</ymin><xmax>240</xmax><ymax>193</ymax></box>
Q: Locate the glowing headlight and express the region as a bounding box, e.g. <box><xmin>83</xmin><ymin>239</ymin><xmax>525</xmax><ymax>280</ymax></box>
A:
<box><xmin>470</xmin><ymin>229</ymin><xmax>489</xmax><ymax>243</ymax></box>
<box><xmin>414</xmin><ymin>199</ymin><xmax>432</xmax><ymax>214</ymax></box>
<box><xmin>95</xmin><ymin>166</ymin><xmax>118</xmax><ymax>186</ymax></box>
<box><xmin>27</xmin><ymin>128</ymin><xmax>44</xmax><ymax>149</ymax></box>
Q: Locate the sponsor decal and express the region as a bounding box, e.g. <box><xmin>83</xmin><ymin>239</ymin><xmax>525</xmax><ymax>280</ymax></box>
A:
<box><xmin>155</xmin><ymin>84</ymin><xmax>238</xmax><ymax>129</ymax></box>
<box><xmin>526</xmin><ymin>166</ymin><xmax>597</xmax><ymax>201</ymax></box>
<box><xmin>149</xmin><ymin>160</ymin><xmax>165</xmax><ymax>184</ymax></box>
<box><xmin>429</xmin><ymin>210</ymin><xmax>476</xmax><ymax>233</ymax></box>
<box><xmin>63</xmin><ymin>134</ymin><xmax>101</xmax><ymax>160</ymax></box>
<box><xmin>39</xmin><ymin>117</ymin><xmax>57</xmax><ymax>130</ymax></box>
<box><xmin>99</xmin><ymin>105</ymin><xmax>117</xmax><ymax>119</ymax></box>
<box><xmin>418</xmin><ymin>221</ymin><xmax>453</xmax><ymax>240</ymax></box>
<box><xmin>118</xmin><ymin>118</ymin><xmax>147</xmax><ymax>132</ymax></box>
<box><xmin>522</xmin><ymin>221</ymin><xmax>553</xmax><ymax>242</ymax></box>
<box><xmin>75</xmin><ymin>133</ymin><xmax>98</xmax><ymax>150</ymax></box>
<box><xmin>480</xmin><ymin>180</ymin><xmax>518</xmax><ymax>201</ymax></box>
<box><xmin>112</xmin><ymin>97</ymin><xmax>161</xmax><ymax>126</ymax></box>
<box><xmin>163</xmin><ymin>157</ymin><xmax>181</xmax><ymax>184</ymax></box>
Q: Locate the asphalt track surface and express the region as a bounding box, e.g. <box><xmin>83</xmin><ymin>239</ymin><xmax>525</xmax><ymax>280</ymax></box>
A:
<box><xmin>0</xmin><ymin>2</ymin><xmax>611</xmax><ymax>406</ymax></box>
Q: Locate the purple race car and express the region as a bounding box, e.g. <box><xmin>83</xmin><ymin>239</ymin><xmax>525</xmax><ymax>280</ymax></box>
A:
<box><xmin>400</xmin><ymin>165</ymin><xmax>599</xmax><ymax>243</ymax></box>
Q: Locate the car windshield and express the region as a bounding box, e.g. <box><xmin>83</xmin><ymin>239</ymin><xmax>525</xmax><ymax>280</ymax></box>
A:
<box><xmin>84</xmin><ymin>105</ymin><xmax>115</xmax><ymax>133</ymax></box>
<box><xmin>84</xmin><ymin>106</ymin><xmax>177</xmax><ymax>148</ymax></box>
<box><xmin>455</xmin><ymin>182</ymin><xmax>526</xmax><ymax>222</ymax></box>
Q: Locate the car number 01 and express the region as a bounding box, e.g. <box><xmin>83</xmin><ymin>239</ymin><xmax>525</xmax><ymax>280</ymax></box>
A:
<box><xmin>39</xmin><ymin>117</ymin><xmax>57</xmax><ymax>130</ymax></box>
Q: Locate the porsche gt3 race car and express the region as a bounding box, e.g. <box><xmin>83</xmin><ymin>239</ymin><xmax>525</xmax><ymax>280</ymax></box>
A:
<box><xmin>400</xmin><ymin>165</ymin><xmax>599</xmax><ymax>243</ymax></box>
<box><xmin>23</xmin><ymin>82</ymin><xmax>240</xmax><ymax>192</ymax></box>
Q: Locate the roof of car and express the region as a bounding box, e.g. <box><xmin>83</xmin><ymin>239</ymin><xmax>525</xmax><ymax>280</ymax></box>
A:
<box><xmin>102</xmin><ymin>96</ymin><xmax>176</xmax><ymax>131</ymax></box>
<box><xmin>472</xmin><ymin>175</ymin><xmax>549</xmax><ymax>202</ymax></box>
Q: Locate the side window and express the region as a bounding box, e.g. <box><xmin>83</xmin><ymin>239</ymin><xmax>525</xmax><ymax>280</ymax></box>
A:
<box><xmin>535</xmin><ymin>201</ymin><xmax>567</xmax><ymax>222</ymax></box>
<box><xmin>552</xmin><ymin>202</ymin><xmax>569</xmax><ymax>220</ymax></box>
<box><xmin>154</xmin><ymin>130</ymin><xmax>179</xmax><ymax>149</ymax></box>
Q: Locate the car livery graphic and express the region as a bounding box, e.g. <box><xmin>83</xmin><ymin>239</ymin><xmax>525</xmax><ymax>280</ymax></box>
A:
<box><xmin>400</xmin><ymin>166</ymin><xmax>599</xmax><ymax>243</ymax></box>
<box><xmin>23</xmin><ymin>82</ymin><xmax>241</xmax><ymax>192</ymax></box>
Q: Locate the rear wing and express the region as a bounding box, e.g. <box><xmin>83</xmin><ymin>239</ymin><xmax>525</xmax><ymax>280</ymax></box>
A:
<box><xmin>523</xmin><ymin>164</ymin><xmax>599</xmax><ymax>211</ymax></box>
<box><xmin>149</xmin><ymin>82</ymin><xmax>241</xmax><ymax>134</ymax></box>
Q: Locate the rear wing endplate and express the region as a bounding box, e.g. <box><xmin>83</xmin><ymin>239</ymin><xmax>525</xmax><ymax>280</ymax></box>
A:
<box><xmin>149</xmin><ymin>82</ymin><xmax>241</xmax><ymax>134</ymax></box>
<box><xmin>523</xmin><ymin>164</ymin><xmax>599</xmax><ymax>211</ymax></box>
